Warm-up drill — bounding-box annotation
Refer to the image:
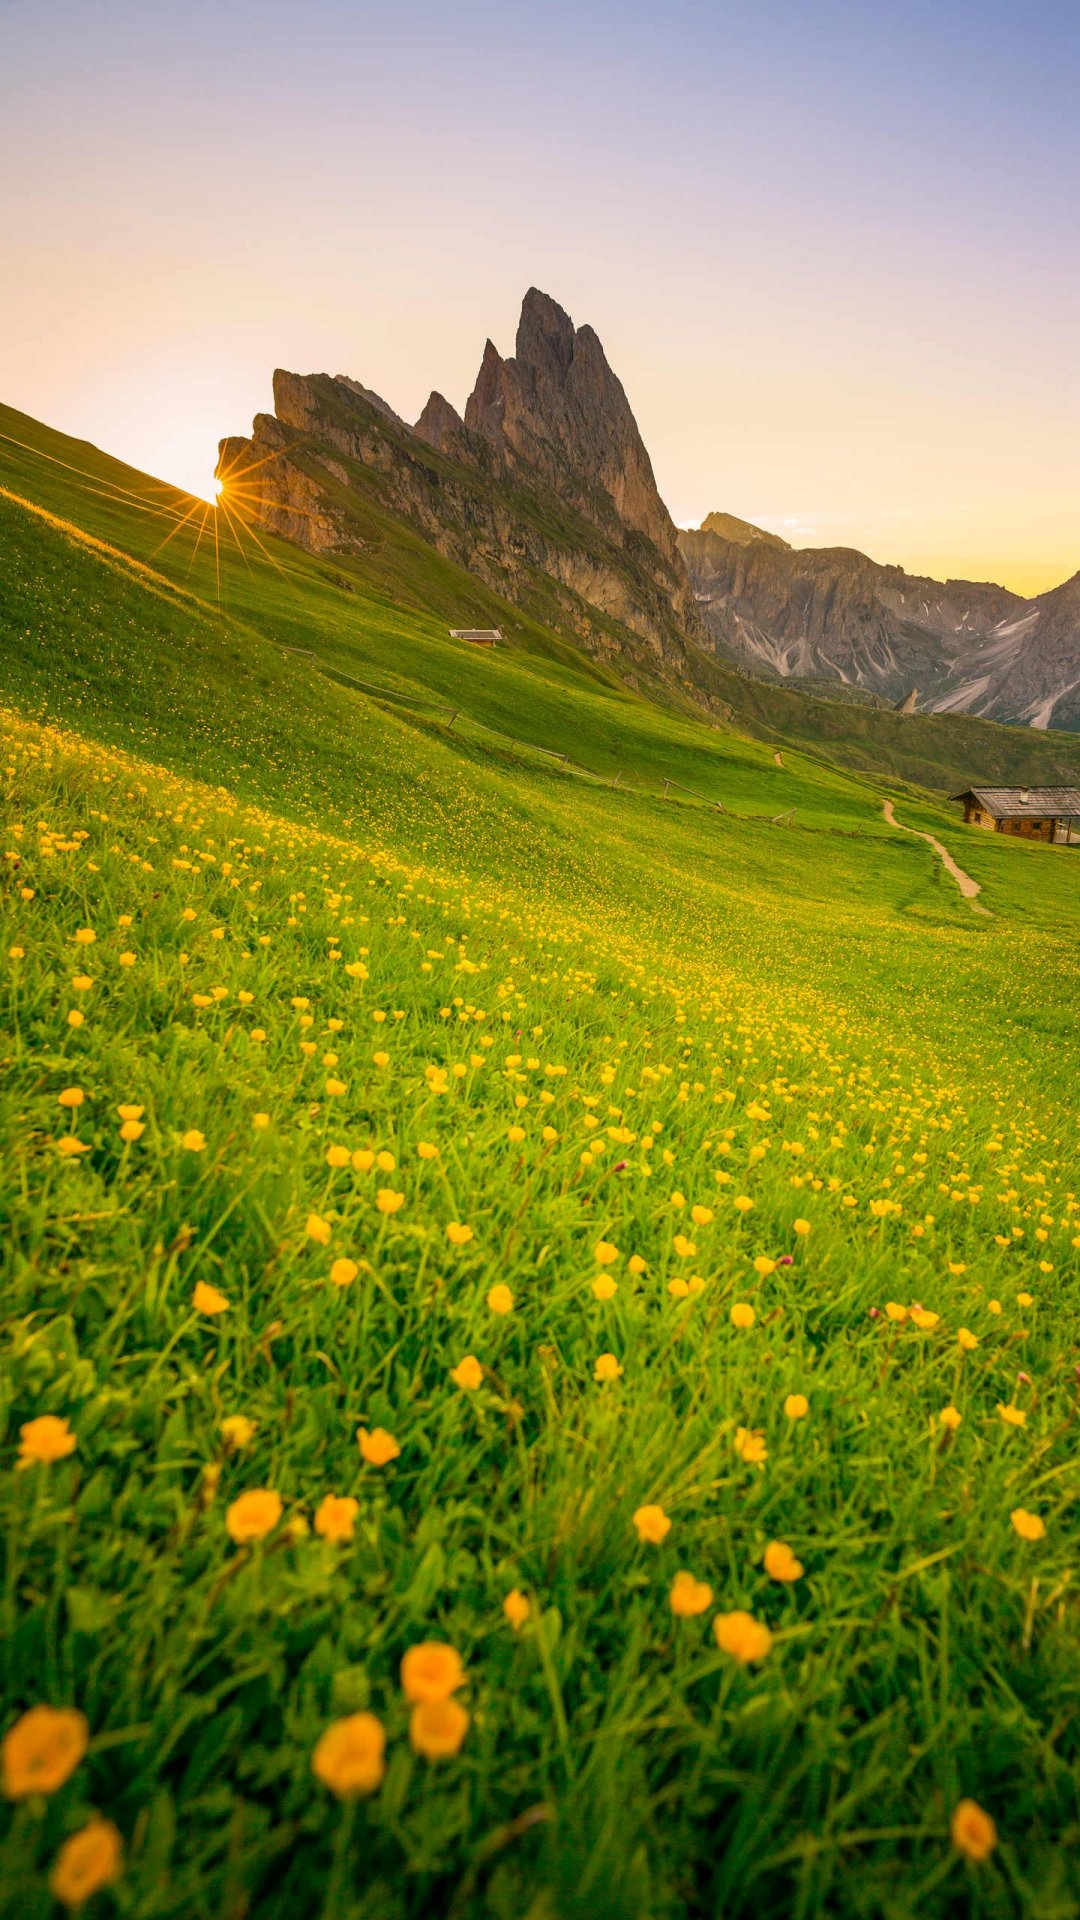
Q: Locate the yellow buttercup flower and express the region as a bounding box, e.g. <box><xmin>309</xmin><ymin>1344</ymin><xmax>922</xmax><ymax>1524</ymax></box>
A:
<box><xmin>1010</xmin><ymin>1508</ymin><xmax>1045</xmax><ymax>1541</ymax></box>
<box><xmin>50</xmin><ymin>1818</ymin><xmax>123</xmax><ymax>1907</ymax></box>
<box><xmin>193</xmin><ymin>1281</ymin><xmax>229</xmax><ymax>1315</ymax></box>
<box><xmin>503</xmin><ymin>1588</ymin><xmax>530</xmax><ymax>1630</ymax></box>
<box><xmin>763</xmin><ymin>1540</ymin><xmax>803</xmax><ymax>1582</ymax></box>
<box><xmin>17</xmin><ymin>1415</ymin><xmax>77</xmax><ymax>1469</ymax></box>
<box><xmin>670</xmin><ymin>1571</ymin><xmax>713</xmax><ymax>1617</ymax></box>
<box><xmin>56</xmin><ymin>1135</ymin><xmax>90</xmax><ymax>1157</ymax></box>
<box><xmin>451</xmin><ymin>1355</ymin><xmax>483</xmax><ymax>1391</ymax></box>
<box><xmin>225</xmin><ymin>1488</ymin><xmax>282</xmax><ymax>1543</ymax></box>
<box><xmin>314</xmin><ymin>1494</ymin><xmax>359</xmax><ymax>1543</ymax></box>
<box><xmin>951</xmin><ymin>1798</ymin><xmax>997</xmax><ymax>1862</ymax></box>
<box><xmin>312</xmin><ymin>1713</ymin><xmax>385</xmax><ymax>1798</ymax></box>
<box><xmin>713</xmin><ymin>1610</ymin><xmax>773</xmax><ymax>1664</ymax></box>
<box><xmin>2</xmin><ymin>1705</ymin><xmax>88</xmax><ymax>1798</ymax></box>
<box><xmin>358</xmin><ymin>1426</ymin><xmax>400</xmax><ymax>1466</ymax></box>
<box><xmin>401</xmin><ymin>1642</ymin><xmax>466</xmax><ymax>1704</ymax></box>
<box><xmin>734</xmin><ymin>1427</ymin><xmax>768</xmax><ymax>1466</ymax></box>
<box><xmin>409</xmin><ymin>1697</ymin><xmax>469</xmax><ymax>1759</ymax></box>
<box><xmin>632</xmin><ymin>1504</ymin><xmax>671</xmax><ymax>1545</ymax></box>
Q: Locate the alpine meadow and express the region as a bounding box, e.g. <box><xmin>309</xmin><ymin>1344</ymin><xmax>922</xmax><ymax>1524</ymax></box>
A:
<box><xmin>2</xmin><ymin>377</ymin><xmax>1079</xmax><ymax>1920</ymax></box>
<box><xmin>2</xmin><ymin>10</ymin><xmax>1080</xmax><ymax>1909</ymax></box>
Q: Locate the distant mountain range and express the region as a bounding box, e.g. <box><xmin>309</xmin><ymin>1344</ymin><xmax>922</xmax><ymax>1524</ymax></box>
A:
<box><xmin>218</xmin><ymin>289</ymin><xmax>1080</xmax><ymax>733</ymax></box>
<box><xmin>679</xmin><ymin>518</ymin><xmax>1080</xmax><ymax>731</ymax></box>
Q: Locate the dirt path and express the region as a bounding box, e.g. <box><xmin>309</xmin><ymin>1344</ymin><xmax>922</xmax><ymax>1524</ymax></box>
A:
<box><xmin>882</xmin><ymin>800</ymin><xmax>990</xmax><ymax>914</ymax></box>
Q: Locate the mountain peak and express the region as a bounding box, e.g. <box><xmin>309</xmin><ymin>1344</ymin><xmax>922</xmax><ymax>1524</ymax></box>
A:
<box><xmin>698</xmin><ymin>511</ymin><xmax>791</xmax><ymax>551</ymax></box>
<box><xmin>413</xmin><ymin>389</ymin><xmax>465</xmax><ymax>454</ymax></box>
<box><xmin>462</xmin><ymin>288</ymin><xmax>693</xmax><ymax>610</ymax></box>
<box><xmin>516</xmin><ymin>287</ymin><xmax>576</xmax><ymax>375</ymax></box>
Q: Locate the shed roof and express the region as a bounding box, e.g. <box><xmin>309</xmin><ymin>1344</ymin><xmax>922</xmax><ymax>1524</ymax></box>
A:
<box><xmin>951</xmin><ymin>787</ymin><xmax>1080</xmax><ymax>817</ymax></box>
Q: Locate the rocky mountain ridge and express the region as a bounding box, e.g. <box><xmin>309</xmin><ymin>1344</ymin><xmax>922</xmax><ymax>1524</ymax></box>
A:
<box><xmin>217</xmin><ymin>290</ymin><xmax>707</xmax><ymax>693</ymax></box>
<box><xmin>679</xmin><ymin>518</ymin><xmax>1080</xmax><ymax>731</ymax></box>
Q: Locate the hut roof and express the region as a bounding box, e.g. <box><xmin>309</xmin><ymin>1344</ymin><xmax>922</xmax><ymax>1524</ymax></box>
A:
<box><xmin>950</xmin><ymin>787</ymin><xmax>1080</xmax><ymax>817</ymax></box>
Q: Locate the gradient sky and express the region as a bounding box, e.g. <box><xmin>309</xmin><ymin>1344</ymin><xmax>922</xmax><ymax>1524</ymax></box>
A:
<box><xmin>2</xmin><ymin>0</ymin><xmax>1077</xmax><ymax>593</ymax></box>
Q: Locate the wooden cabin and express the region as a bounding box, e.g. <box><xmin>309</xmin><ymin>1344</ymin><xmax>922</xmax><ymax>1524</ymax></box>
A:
<box><xmin>951</xmin><ymin>787</ymin><xmax>1080</xmax><ymax>844</ymax></box>
<box><xmin>449</xmin><ymin>628</ymin><xmax>501</xmax><ymax>648</ymax></box>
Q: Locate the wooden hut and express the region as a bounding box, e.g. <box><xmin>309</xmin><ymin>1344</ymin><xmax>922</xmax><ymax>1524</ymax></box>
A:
<box><xmin>950</xmin><ymin>787</ymin><xmax>1080</xmax><ymax>844</ymax></box>
<box><xmin>449</xmin><ymin>628</ymin><xmax>501</xmax><ymax>648</ymax></box>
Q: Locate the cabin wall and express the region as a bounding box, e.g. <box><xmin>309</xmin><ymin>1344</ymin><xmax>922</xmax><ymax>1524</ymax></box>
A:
<box><xmin>964</xmin><ymin>804</ymin><xmax>996</xmax><ymax>830</ymax></box>
<box><xmin>998</xmin><ymin>817</ymin><xmax>1055</xmax><ymax>841</ymax></box>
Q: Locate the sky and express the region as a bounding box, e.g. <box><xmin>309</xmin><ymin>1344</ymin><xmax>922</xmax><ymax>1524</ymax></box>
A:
<box><xmin>1</xmin><ymin>0</ymin><xmax>1077</xmax><ymax>595</ymax></box>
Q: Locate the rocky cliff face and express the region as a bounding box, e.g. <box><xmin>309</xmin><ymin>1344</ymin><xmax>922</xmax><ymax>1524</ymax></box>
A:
<box><xmin>680</xmin><ymin>517</ymin><xmax>1080</xmax><ymax>730</ymax></box>
<box><xmin>460</xmin><ymin>289</ymin><xmax>697</xmax><ymax>623</ymax></box>
<box><xmin>931</xmin><ymin>572</ymin><xmax>1080</xmax><ymax>731</ymax></box>
<box><xmin>216</xmin><ymin>290</ymin><xmax>705</xmax><ymax>682</ymax></box>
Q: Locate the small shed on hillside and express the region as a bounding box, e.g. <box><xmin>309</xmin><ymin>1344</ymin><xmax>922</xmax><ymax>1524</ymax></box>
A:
<box><xmin>951</xmin><ymin>787</ymin><xmax>1080</xmax><ymax>844</ymax></box>
<box><xmin>450</xmin><ymin>628</ymin><xmax>501</xmax><ymax>648</ymax></box>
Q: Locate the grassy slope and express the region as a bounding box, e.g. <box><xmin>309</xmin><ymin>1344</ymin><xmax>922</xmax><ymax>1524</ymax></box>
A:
<box><xmin>1</xmin><ymin>408</ymin><xmax>1079</xmax><ymax>1919</ymax></box>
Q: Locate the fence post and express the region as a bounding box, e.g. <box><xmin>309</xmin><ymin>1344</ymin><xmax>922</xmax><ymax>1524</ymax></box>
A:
<box><xmin>612</xmin><ymin>770</ymin><xmax>622</xmax><ymax>789</ymax></box>
<box><xmin>446</xmin><ymin>711</ymin><xmax>457</xmax><ymax>730</ymax></box>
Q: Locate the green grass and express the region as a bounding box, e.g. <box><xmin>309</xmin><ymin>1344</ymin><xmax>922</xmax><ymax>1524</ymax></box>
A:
<box><xmin>1</xmin><ymin>407</ymin><xmax>1079</xmax><ymax>1919</ymax></box>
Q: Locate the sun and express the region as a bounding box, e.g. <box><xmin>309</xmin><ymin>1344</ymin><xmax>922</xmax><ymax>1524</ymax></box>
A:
<box><xmin>212</xmin><ymin>476</ymin><xmax>223</xmax><ymax>500</ymax></box>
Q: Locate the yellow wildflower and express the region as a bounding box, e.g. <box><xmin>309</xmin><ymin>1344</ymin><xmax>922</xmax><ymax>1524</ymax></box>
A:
<box><xmin>312</xmin><ymin>1713</ymin><xmax>385</xmax><ymax>1798</ymax></box>
<box><xmin>713</xmin><ymin>1611</ymin><xmax>773</xmax><ymax>1663</ymax></box>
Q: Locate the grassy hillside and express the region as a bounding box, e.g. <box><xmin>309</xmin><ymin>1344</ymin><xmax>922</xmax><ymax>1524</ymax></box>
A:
<box><xmin>1</xmin><ymin>406</ymin><xmax>1079</xmax><ymax>1919</ymax></box>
